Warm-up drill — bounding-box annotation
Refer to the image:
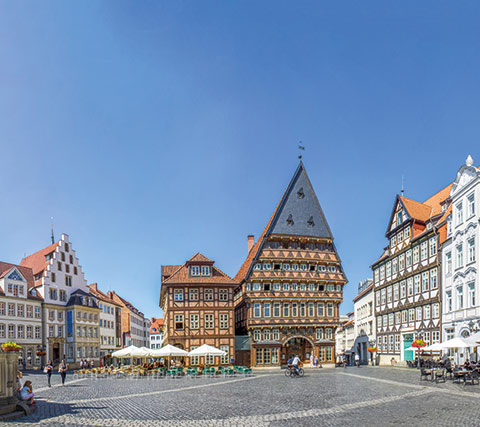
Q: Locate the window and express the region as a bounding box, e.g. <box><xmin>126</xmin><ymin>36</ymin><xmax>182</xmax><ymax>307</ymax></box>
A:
<box><xmin>49</xmin><ymin>288</ymin><xmax>57</xmax><ymax>300</ymax></box>
<box><xmin>264</xmin><ymin>329</ymin><xmax>271</xmax><ymax>340</ymax></box>
<box><xmin>264</xmin><ymin>303</ymin><xmax>271</xmax><ymax>317</ymax></box>
<box><xmin>17</xmin><ymin>325</ymin><xmax>24</xmax><ymax>339</ymax></box>
<box><xmin>35</xmin><ymin>307</ymin><xmax>41</xmax><ymax>318</ymax></box>
<box><xmin>57</xmin><ymin>262</ymin><xmax>62</xmax><ymax>271</ymax></box>
<box><xmin>388</xmin><ymin>313</ymin><xmax>393</xmax><ymax>326</ymax></box>
<box><xmin>422</xmin><ymin>272</ymin><xmax>429</xmax><ymax>292</ymax></box>
<box><xmin>17</xmin><ymin>304</ymin><xmax>24</xmax><ymax>317</ymax></box>
<box><xmin>201</xmin><ymin>266</ymin><xmax>211</xmax><ymax>276</ymax></box>
<box><xmin>300</xmin><ymin>303</ymin><xmax>306</xmax><ymax>317</ymax></box>
<box><xmin>456</xmin><ymin>202</ymin><xmax>464</xmax><ymax>226</ymax></box>
<box><xmin>220</xmin><ymin>313</ymin><xmax>229</xmax><ymax>329</ymax></box>
<box><xmin>204</xmin><ymin>289</ymin><xmax>213</xmax><ymax>301</ymax></box>
<box><xmin>58</xmin><ymin>326</ymin><xmax>63</xmax><ymax>337</ymax></box>
<box><xmin>380</xmin><ymin>288</ymin><xmax>386</xmax><ymax>304</ymax></box>
<box><xmin>65</xmin><ymin>264</ymin><xmax>70</xmax><ymax>273</ymax></box>
<box><xmin>408</xmin><ymin>308</ymin><xmax>415</xmax><ymax>322</ymax></box>
<box><xmin>317</xmin><ymin>303</ymin><xmax>325</xmax><ymax>317</ymax></box>
<box><xmin>387</xmin><ymin>286</ymin><xmax>392</xmax><ymax>303</ymax></box>
<box><xmin>26</xmin><ymin>305</ymin><xmax>32</xmax><ymax>318</ymax></box>
<box><xmin>402</xmin><ymin>310</ymin><xmax>407</xmax><ymax>323</ymax></box>
<box><xmin>414</xmin><ymin>275</ymin><xmax>421</xmax><ymax>294</ymax></box>
<box><xmin>429</xmin><ymin>237</ymin><xmax>437</xmax><ymax>256</ymax></box>
<box><xmin>256</xmin><ymin>348</ymin><xmax>263</xmax><ymax>365</ymax></box>
<box><xmin>35</xmin><ymin>326</ymin><xmax>41</xmax><ymax>339</ymax></box>
<box><xmin>65</xmin><ymin>276</ymin><xmax>72</xmax><ymax>286</ymax></box>
<box><xmin>405</xmin><ymin>227</ymin><xmax>411</xmax><ymax>240</ymax></box>
<box><xmin>273</xmin><ymin>303</ymin><xmax>281</xmax><ymax>317</ymax></box>
<box><xmin>400</xmin><ymin>281</ymin><xmax>406</xmax><ymax>298</ymax></box>
<box><xmin>325</xmin><ymin>328</ymin><xmax>333</xmax><ymax>339</ymax></box>
<box><xmin>220</xmin><ymin>345</ymin><xmax>229</xmax><ymax>364</ymax></box>
<box><xmin>446</xmin><ymin>290</ymin><xmax>452</xmax><ymax>312</ymax></box>
<box><xmin>189</xmin><ymin>289</ymin><xmax>199</xmax><ymax>301</ymax></box>
<box><xmin>468</xmin><ymin>238</ymin><xmax>476</xmax><ymax>264</ymax></box>
<box><xmin>190</xmin><ymin>266</ymin><xmax>200</xmax><ymax>276</ymax></box>
<box><xmin>8</xmin><ymin>304</ymin><xmax>15</xmax><ymax>317</ymax></box>
<box><xmin>446</xmin><ymin>252</ymin><xmax>452</xmax><ymax>275</ymax></box>
<box><xmin>407</xmin><ymin>278</ymin><xmax>413</xmax><ymax>296</ymax></box>
<box><xmin>457</xmin><ymin>245</ymin><xmax>464</xmax><ymax>268</ymax></box>
<box><xmin>423</xmin><ymin>305</ymin><xmax>431</xmax><ymax>320</ymax></box>
<box><xmin>421</xmin><ymin>242</ymin><xmax>428</xmax><ymax>261</ymax></box>
<box><xmin>380</xmin><ymin>265</ymin><xmax>385</xmax><ymax>280</ymax></box>
<box><xmin>457</xmin><ymin>286</ymin><xmax>464</xmax><ymax>310</ymax></box>
<box><xmin>406</xmin><ymin>250</ymin><xmax>412</xmax><ymax>267</ymax></box>
<box><xmin>174</xmin><ymin>289</ymin><xmax>184</xmax><ymax>301</ymax></box>
<box><xmin>49</xmin><ymin>326</ymin><xmax>55</xmax><ymax>337</ymax></box>
<box><xmin>190</xmin><ymin>314</ymin><xmax>199</xmax><ymax>329</ymax></box>
<box><xmin>272</xmin><ymin>329</ymin><xmax>279</xmax><ymax>340</ymax></box>
<box><xmin>392</xmin><ymin>258</ymin><xmax>397</xmax><ymax>274</ymax></box>
<box><xmin>432</xmin><ymin>331</ymin><xmax>440</xmax><ymax>344</ymax></box>
<box><xmin>433</xmin><ymin>302</ymin><xmax>440</xmax><ymax>318</ymax></box>
<box><xmin>254</xmin><ymin>329</ymin><xmax>261</xmax><ymax>341</ymax></box>
<box><xmin>219</xmin><ymin>289</ymin><xmax>228</xmax><ymax>301</ymax></box>
<box><xmin>308</xmin><ymin>302</ymin><xmax>315</xmax><ymax>317</ymax></box>
<box><xmin>399</xmin><ymin>254</ymin><xmax>405</xmax><ymax>271</ymax></box>
<box><xmin>468</xmin><ymin>282</ymin><xmax>476</xmax><ymax>307</ymax></box>
<box><xmin>8</xmin><ymin>325</ymin><xmax>15</xmax><ymax>339</ymax></box>
<box><xmin>174</xmin><ymin>314</ymin><xmax>184</xmax><ymax>330</ymax></box>
<box><xmin>430</xmin><ymin>268</ymin><xmax>438</xmax><ymax>289</ymax></box>
<box><xmin>292</xmin><ymin>303</ymin><xmax>298</xmax><ymax>317</ymax></box>
<box><xmin>253</xmin><ymin>303</ymin><xmax>261</xmax><ymax>317</ymax></box>
<box><xmin>283</xmin><ymin>303</ymin><xmax>290</xmax><ymax>317</ymax></box>
<box><xmin>416</xmin><ymin>307</ymin><xmax>422</xmax><ymax>321</ymax></box>
<box><xmin>74</xmin><ymin>267</ymin><xmax>77</xmax><ymax>275</ymax></box>
<box><xmin>391</xmin><ymin>235</ymin><xmax>396</xmax><ymax>248</ymax></box>
<box><xmin>375</xmin><ymin>292</ymin><xmax>380</xmax><ymax>308</ymax></box>
<box><xmin>468</xmin><ymin>193</ymin><xmax>475</xmax><ymax>217</ymax></box>
<box><xmin>316</xmin><ymin>328</ymin><xmax>324</xmax><ymax>340</ymax></box>
<box><xmin>205</xmin><ymin>314</ymin><xmax>214</xmax><ymax>329</ymax></box>
<box><xmin>413</xmin><ymin>247</ymin><xmax>419</xmax><ymax>264</ymax></box>
<box><xmin>327</xmin><ymin>303</ymin><xmax>334</xmax><ymax>317</ymax></box>
<box><xmin>386</xmin><ymin>262</ymin><xmax>391</xmax><ymax>277</ymax></box>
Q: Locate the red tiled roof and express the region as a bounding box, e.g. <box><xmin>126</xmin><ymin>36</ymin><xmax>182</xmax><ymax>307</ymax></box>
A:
<box><xmin>163</xmin><ymin>259</ymin><xmax>237</xmax><ymax>285</ymax></box>
<box><xmin>399</xmin><ymin>183</ymin><xmax>452</xmax><ymax>223</ymax></box>
<box><xmin>150</xmin><ymin>318</ymin><xmax>164</xmax><ymax>334</ymax></box>
<box><xmin>0</xmin><ymin>261</ymin><xmax>35</xmax><ymax>290</ymax></box>
<box><xmin>20</xmin><ymin>241</ymin><xmax>60</xmax><ymax>275</ymax></box>
<box><xmin>88</xmin><ymin>284</ymin><xmax>122</xmax><ymax>307</ymax></box>
<box><xmin>186</xmin><ymin>253</ymin><xmax>214</xmax><ymax>264</ymax></box>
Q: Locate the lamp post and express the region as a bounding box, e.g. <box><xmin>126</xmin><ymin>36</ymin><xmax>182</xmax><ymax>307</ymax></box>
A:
<box><xmin>416</xmin><ymin>330</ymin><xmax>424</xmax><ymax>369</ymax></box>
<box><xmin>467</xmin><ymin>320</ymin><xmax>480</xmax><ymax>362</ymax></box>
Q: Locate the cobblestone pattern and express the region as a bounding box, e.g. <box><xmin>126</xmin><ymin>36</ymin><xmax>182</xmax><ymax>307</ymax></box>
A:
<box><xmin>7</xmin><ymin>367</ymin><xmax>480</xmax><ymax>426</ymax></box>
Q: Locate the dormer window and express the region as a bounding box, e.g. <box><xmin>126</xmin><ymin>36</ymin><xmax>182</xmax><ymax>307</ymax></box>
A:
<box><xmin>297</xmin><ymin>187</ymin><xmax>305</xmax><ymax>199</ymax></box>
<box><xmin>307</xmin><ymin>216</ymin><xmax>314</xmax><ymax>227</ymax></box>
<box><xmin>253</xmin><ymin>264</ymin><xmax>262</xmax><ymax>271</ymax></box>
<box><xmin>190</xmin><ymin>266</ymin><xmax>200</xmax><ymax>276</ymax></box>
<box><xmin>201</xmin><ymin>266</ymin><xmax>211</xmax><ymax>276</ymax></box>
<box><xmin>287</xmin><ymin>214</ymin><xmax>294</xmax><ymax>226</ymax></box>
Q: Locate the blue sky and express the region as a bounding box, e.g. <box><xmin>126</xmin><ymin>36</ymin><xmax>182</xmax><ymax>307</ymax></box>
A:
<box><xmin>1</xmin><ymin>1</ymin><xmax>479</xmax><ymax>319</ymax></box>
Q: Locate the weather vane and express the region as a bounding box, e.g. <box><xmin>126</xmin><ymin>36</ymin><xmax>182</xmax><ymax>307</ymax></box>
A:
<box><xmin>298</xmin><ymin>142</ymin><xmax>305</xmax><ymax>159</ymax></box>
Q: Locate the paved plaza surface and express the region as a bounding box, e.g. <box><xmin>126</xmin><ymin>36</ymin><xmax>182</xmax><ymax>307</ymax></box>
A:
<box><xmin>6</xmin><ymin>367</ymin><xmax>480</xmax><ymax>426</ymax></box>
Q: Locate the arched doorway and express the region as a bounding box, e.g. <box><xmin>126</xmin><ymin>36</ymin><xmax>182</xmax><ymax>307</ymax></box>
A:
<box><xmin>282</xmin><ymin>336</ymin><xmax>315</xmax><ymax>363</ymax></box>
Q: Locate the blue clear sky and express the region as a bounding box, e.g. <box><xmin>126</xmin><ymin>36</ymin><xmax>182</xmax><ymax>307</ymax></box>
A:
<box><xmin>1</xmin><ymin>1</ymin><xmax>480</xmax><ymax>319</ymax></box>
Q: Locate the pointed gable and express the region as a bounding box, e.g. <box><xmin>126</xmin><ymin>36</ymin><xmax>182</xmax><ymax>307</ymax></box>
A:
<box><xmin>267</xmin><ymin>162</ymin><xmax>332</xmax><ymax>239</ymax></box>
<box><xmin>20</xmin><ymin>241</ymin><xmax>60</xmax><ymax>275</ymax></box>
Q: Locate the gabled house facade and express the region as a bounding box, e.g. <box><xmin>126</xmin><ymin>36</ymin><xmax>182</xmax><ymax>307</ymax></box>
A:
<box><xmin>234</xmin><ymin>162</ymin><xmax>347</xmax><ymax>367</ymax></box>
<box><xmin>371</xmin><ymin>185</ymin><xmax>450</xmax><ymax>364</ymax></box>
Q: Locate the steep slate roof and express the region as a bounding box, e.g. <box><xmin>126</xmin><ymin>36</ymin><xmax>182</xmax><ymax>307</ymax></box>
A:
<box><xmin>235</xmin><ymin>161</ymin><xmax>333</xmax><ymax>283</ymax></box>
<box><xmin>67</xmin><ymin>289</ymin><xmax>99</xmax><ymax>308</ymax></box>
<box><xmin>20</xmin><ymin>241</ymin><xmax>60</xmax><ymax>275</ymax></box>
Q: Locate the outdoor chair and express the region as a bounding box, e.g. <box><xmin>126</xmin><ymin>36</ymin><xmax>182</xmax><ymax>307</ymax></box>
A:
<box><xmin>434</xmin><ymin>368</ymin><xmax>446</xmax><ymax>383</ymax></box>
<box><xmin>464</xmin><ymin>370</ymin><xmax>479</xmax><ymax>386</ymax></box>
<box><xmin>420</xmin><ymin>368</ymin><xmax>432</xmax><ymax>381</ymax></box>
<box><xmin>453</xmin><ymin>370</ymin><xmax>464</xmax><ymax>384</ymax></box>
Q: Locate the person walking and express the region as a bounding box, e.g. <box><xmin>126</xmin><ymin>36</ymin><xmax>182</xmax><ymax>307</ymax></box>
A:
<box><xmin>310</xmin><ymin>354</ymin><xmax>314</xmax><ymax>367</ymax></box>
<box><xmin>355</xmin><ymin>353</ymin><xmax>360</xmax><ymax>368</ymax></box>
<box><xmin>314</xmin><ymin>356</ymin><xmax>319</xmax><ymax>367</ymax></box>
<box><xmin>45</xmin><ymin>360</ymin><xmax>53</xmax><ymax>387</ymax></box>
<box><xmin>59</xmin><ymin>359</ymin><xmax>68</xmax><ymax>386</ymax></box>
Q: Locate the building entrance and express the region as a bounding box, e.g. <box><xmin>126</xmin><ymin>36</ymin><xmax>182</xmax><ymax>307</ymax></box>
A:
<box><xmin>282</xmin><ymin>336</ymin><xmax>313</xmax><ymax>363</ymax></box>
<box><xmin>53</xmin><ymin>343</ymin><xmax>60</xmax><ymax>363</ymax></box>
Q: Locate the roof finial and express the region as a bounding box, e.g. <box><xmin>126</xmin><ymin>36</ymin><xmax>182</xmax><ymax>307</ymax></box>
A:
<box><xmin>401</xmin><ymin>175</ymin><xmax>404</xmax><ymax>196</ymax></box>
<box><xmin>298</xmin><ymin>142</ymin><xmax>305</xmax><ymax>160</ymax></box>
<box><xmin>466</xmin><ymin>154</ymin><xmax>474</xmax><ymax>167</ymax></box>
<box><xmin>50</xmin><ymin>217</ymin><xmax>55</xmax><ymax>245</ymax></box>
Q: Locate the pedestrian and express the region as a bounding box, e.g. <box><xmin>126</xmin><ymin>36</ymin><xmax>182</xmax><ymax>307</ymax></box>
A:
<box><xmin>59</xmin><ymin>359</ymin><xmax>68</xmax><ymax>386</ymax></box>
<box><xmin>355</xmin><ymin>353</ymin><xmax>360</xmax><ymax>368</ymax></box>
<box><xmin>310</xmin><ymin>354</ymin><xmax>314</xmax><ymax>366</ymax></box>
<box><xmin>314</xmin><ymin>356</ymin><xmax>319</xmax><ymax>367</ymax></box>
<box><xmin>22</xmin><ymin>358</ymin><xmax>26</xmax><ymax>371</ymax></box>
<box><xmin>230</xmin><ymin>356</ymin><xmax>235</xmax><ymax>366</ymax></box>
<box><xmin>90</xmin><ymin>360</ymin><xmax>94</xmax><ymax>369</ymax></box>
<box><xmin>45</xmin><ymin>360</ymin><xmax>53</xmax><ymax>387</ymax></box>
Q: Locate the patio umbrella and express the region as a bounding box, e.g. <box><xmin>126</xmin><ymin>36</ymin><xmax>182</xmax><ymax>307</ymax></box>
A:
<box><xmin>188</xmin><ymin>344</ymin><xmax>226</xmax><ymax>367</ymax></box>
<box><xmin>438</xmin><ymin>337</ymin><xmax>471</xmax><ymax>349</ymax></box>
<box><xmin>112</xmin><ymin>345</ymin><xmax>141</xmax><ymax>358</ymax></box>
<box><xmin>150</xmin><ymin>344</ymin><xmax>189</xmax><ymax>368</ymax></box>
<box><xmin>423</xmin><ymin>343</ymin><xmax>444</xmax><ymax>351</ymax></box>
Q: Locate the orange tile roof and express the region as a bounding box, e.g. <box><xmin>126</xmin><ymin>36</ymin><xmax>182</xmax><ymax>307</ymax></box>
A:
<box><xmin>20</xmin><ymin>241</ymin><xmax>59</xmax><ymax>275</ymax></box>
<box><xmin>163</xmin><ymin>259</ymin><xmax>237</xmax><ymax>285</ymax></box>
<box><xmin>88</xmin><ymin>283</ymin><xmax>122</xmax><ymax>307</ymax></box>
<box><xmin>187</xmin><ymin>253</ymin><xmax>214</xmax><ymax>264</ymax></box>
<box><xmin>423</xmin><ymin>183</ymin><xmax>452</xmax><ymax>216</ymax></box>
<box><xmin>399</xmin><ymin>183</ymin><xmax>452</xmax><ymax>223</ymax></box>
<box><xmin>150</xmin><ymin>317</ymin><xmax>164</xmax><ymax>334</ymax></box>
<box><xmin>0</xmin><ymin>261</ymin><xmax>35</xmax><ymax>290</ymax></box>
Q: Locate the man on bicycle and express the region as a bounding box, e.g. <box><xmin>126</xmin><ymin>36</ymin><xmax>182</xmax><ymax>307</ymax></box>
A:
<box><xmin>292</xmin><ymin>354</ymin><xmax>301</xmax><ymax>376</ymax></box>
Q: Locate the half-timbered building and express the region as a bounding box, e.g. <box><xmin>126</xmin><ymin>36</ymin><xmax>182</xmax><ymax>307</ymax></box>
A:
<box><xmin>234</xmin><ymin>161</ymin><xmax>347</xmax><ymax>367</ymax></box>
<box><xmin>160</xmin><ymin>253</ymin><xmax>237</xmax><ymax>366</ymax></box>
<box><xmin>371</xmin><ymin>185</ymin><xmax>451</xmax><ymax>364</ymax></box>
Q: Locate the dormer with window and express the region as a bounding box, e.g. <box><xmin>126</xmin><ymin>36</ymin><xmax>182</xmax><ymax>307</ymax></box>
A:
<box><xmin>190</xmin><ymin>266</ymin><xmax>200</xmax><ymax>276</ymax></box>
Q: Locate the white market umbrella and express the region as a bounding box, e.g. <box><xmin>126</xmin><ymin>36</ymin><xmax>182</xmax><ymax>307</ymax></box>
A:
<box><xmin>188</xmin><ymin>344</ymin><xmax>226</xmax><ymax>357</ymax></box>
<box><xmin>150</xmin><ymin>344</ymin><xmax>188</xmax><ymax>357</ymax></box>
<box><xmin>423</xmin><ymin>343</ymin><xmax>444</xmax><ymax>351</ymax></box>
<box><xmin>404</xmin><ymin>346</ymin><xmax>417</xmax><ymax>352</ymax></box>
<box><xmin>112</xmin><ymin>345</ymin><xmax>140</xmax><ymax>358</ymax></box>
<box><xmin>438</xmin><ymin>337</ymin><xmax>471</xmax><ymax>349</ymax></box>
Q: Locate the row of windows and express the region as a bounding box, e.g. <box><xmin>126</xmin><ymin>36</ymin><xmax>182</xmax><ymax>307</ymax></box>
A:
<box><xmin>101</xmin><ymin>336</ymin><xmax>116</xmax><ymax>345</ymax></box>
<box><xmin>378</xmin><ymin>331</ymin><xmax>440</xmax><ymax>353</ymax></box>
<box><xmin>375</xmin><ymin>268</ymin><xmax>438</xmax><ymax>307</ymax></box>
<box><xmin>263</xmin><ymin>241</ymin><xmax>333</xmax><ymax>251</ymax></box>
<box><xmin>76</xmin><ymin>326</ymin><xmax>99</xmax><ymax>338</ymax></box>
<box><xmin>445</xmin><ymin>238</ymin><xmax>476</xmax><ymax>274</ymax></box>
<box><xmin>0</xmin><ymin>303</ymin><xmax>41</xmax><ymax>319</ymax></box>
<box><xmin>174</xmin><ymin>313</ymin><xmax>229</xmax><ymax>330</ymax></box>
<box><xmin>98</xmin><ymin>303</ymin><xmax>118</xmax><ymax>315</ymax></box>
<box><xmin>131</xmin><ymin>316</ymin><xmax>144</xmax><ymax>327</ymax></box>
<box><xmin>252</xmin><ymin>327</ymin><xmax>334</xmax><ymax>342</ymax></box>
<box><xmin>246</xmin><ymin>282</ymin><xmax>341</xmax><ymax>292</ymax></box>
<box><xmin>356</xmin><ymin>302</ymin><xmax>373</xmax><ymax>321</ymax></box>
<box><xmin>75</xmin><ymin>310</ymin><xmax>98</xmax><ymax>323</ymax></box>
<box><xmin>445</xmin><ymin>282</ymin><xmax>476</xmax><ymax>312</ymax></box>
<box><xmin>76</xmin><ymin>346</ymin><xmax>99</xmax><ymax>358</ymax></box>
<box><xmin>189</xmin><ymin>265</ymin><xmax>211</xmax><ymax>276</ymax></box>
<box><xmin>253</xmin><ymin>302</ymin><xmax>335</xmax><ymax>318</ymax></box>
<box><xmin>253</xmin><ymin>263</ymin><xmax>338</xmax><ymax>273</ymax></box>
<box><xmin>99</xmin><ymin>319</ymin><xmax>114</xmax><ymax>329</ymax></box>
<box><xmin>50</xmin><ymin>272</ymin><xmax>75</xmax><ymax>285</ymax></box>
<box><xmin>55</xmin><ymin>262</ymin><xmax>78</xmax><ymax>275</ymax></box>
<box><xmin>6</xmin><ymin>283</ymin><xmax>24</xmax><ymax>296</ymax></box>
<box><xmin>389</xmin><ymin>224</ymin><xmax>411</xmax><ymax>248</ymax></box>
<box><xmin>455</xmin><ymin>193</ymin><xmax>475</xmax><ymax>227</ymax></box>
<box><xmin>173</xmin><ymin>288</ymin><xmax>230</xmax><ymax>302</ymax></box>
<box><xmin>377</xmin><ymin>303</ymin><xmax>440</xmax><ymax>328</ymax></box>
<box><xmin>374</xmin><ymin>237</ymin><xmax>438</xmax><ymax>283</ymax></box>
<box><xmin>0</xmin><ymin>324</ymin><xmax>41</xmax><ymax>339</ymax></box>
<box><xmin>49</xmin><ymin>288</ymin><xmax>67</xmax><ymax>301</ymax></box>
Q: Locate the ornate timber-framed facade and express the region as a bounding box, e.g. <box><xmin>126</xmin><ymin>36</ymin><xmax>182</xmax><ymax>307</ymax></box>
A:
<box><xmin>234</xmin><ymin>162</ymin><xmax>347</xmax><ymax>367</ymax></box>
<box><xmin>160</xmin><ymin>253</ymin><xmax>237</xmax><ymax>366</ymax></box>
<box><xmin>371</xmin><ymin>185</ymin><xmax>451</xmax><ymax>365</ymax></box>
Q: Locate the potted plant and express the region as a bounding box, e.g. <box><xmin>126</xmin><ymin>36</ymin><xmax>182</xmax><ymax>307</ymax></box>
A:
<box><xmin>2</xmin><ymin>341</ymin><xmax>22</xmax><ymax>352</ymax></box>
<box><xmin>36</xmin><ymin>351</ymin><xmax>46</xmax><ymax>356</ymax></box>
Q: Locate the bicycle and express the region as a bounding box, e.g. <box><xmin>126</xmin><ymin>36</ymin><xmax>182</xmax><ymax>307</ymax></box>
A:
<box><xmin>286</xmin><ymin>366</ymin><xmax>304</xmax><ymax>378</ymax></box>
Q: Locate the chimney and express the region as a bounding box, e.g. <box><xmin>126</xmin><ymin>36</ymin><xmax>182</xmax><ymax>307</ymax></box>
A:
<box><xmin>248</xmin><ymin>235</ymin><xmax>255</xmax><ymax>253</ymax></box>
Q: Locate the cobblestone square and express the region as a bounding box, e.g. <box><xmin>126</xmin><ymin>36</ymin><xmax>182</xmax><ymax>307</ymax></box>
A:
<box><xmin>6</xmin><ymin>367</ymin><xmax>480</xmax><ymax>426</ymax></box>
